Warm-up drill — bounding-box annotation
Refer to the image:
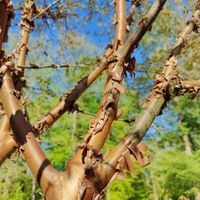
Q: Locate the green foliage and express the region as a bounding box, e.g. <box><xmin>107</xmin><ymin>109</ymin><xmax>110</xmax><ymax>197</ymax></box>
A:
<box><xmin>108</xmin><ymin>164</ymin><xmax>151</xmax><ymax>200</ymax></box>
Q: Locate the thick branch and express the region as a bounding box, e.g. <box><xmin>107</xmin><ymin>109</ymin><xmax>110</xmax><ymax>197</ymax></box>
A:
<box><xmin>0</xmin><ymin>0</ymin><xmax>35</xmax><ymax>163</ymax></box>
<box><xmin>65</xmin><ymin>0</ymin><xmax>167</xmax><ymax>199</ymax></box>
<box><xmin>97</xmin><ymin>4</ymin><xmax>200</xmax><ymax>190</ymax></box>
<box><xmin>115</xmin><ymin>0</ymin><xmax>127</xmax><ymax>44</ymax></box>
<box><xmin>0</xmin><ymin>71</ymin><xmax>63</xmax><ymax>197</ymax></box>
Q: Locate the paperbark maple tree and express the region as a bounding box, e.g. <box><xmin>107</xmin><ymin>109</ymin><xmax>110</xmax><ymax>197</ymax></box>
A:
<box><xmin>0</xmin><ymin>0</ymin><xmax>200</xmax><ymax>199</ymax></box>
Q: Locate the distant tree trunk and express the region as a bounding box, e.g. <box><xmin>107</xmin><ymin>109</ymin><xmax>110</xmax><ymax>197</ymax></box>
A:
<box><xmin>152</xmin><ymin>176</ymin><xmax>159</xmax><ymax>200</ymax></box>
<box><xmin>182</xmin><ymin>134</ymin><xmax>192</xmax><ymax>155</ymax></box>
<box><xmin>150</xmin><ymin>144</ymin><xmax>159</xmax><ymax>200</ymax></box>
<box><xmin>31</xmin><ymin>177</ymin><xmax>36</xmax><ymax>200</ymax></box>
<box><xmin>72</xmin><ymin>110</ymin><xmax>77</xmax><ymax>149</ymax></box>
<box><xmin>195</xmin><ymin>192</ymin><xmax>200</xmax><ymax>200</ymax></box>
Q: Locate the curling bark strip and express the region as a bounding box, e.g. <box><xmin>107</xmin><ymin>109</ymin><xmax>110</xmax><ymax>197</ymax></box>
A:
<box><xmin>100</xmin><ymin>3</ymin><xmax>200</xmax><ymax>187</ymax></box>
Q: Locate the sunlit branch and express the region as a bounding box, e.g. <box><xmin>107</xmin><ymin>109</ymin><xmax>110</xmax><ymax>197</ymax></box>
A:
<box><xmin>99</xmin><ymin>4</ymin><xmax>200</xmax><ymax>190</ymax></box>
<box><xmin>66</xmin><ymin>0</ymin><xmax>167</xmax><ymax>199</ymax></box>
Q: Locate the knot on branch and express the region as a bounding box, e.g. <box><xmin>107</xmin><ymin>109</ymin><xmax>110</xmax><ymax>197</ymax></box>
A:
<box><xmin>0</xmin><ymin>103</ymin><xmax>5</xmax><ymax>116</ymax></box>
<box><xmin>82</xmin><ymin>147</ymin><xmax>103</xmax><ymax>177</ymax></box>
<box><xmin>33</xmin><ymin>115</ymin><xmax>52</xmax><ymax>133</ymax></box>
<box><xmin>154</xmin><ymin>72</ymin><xmax>180</xmax><ymax>99</ymax></box>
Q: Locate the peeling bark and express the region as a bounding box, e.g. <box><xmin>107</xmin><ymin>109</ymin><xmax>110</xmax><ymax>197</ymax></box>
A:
<box><xmin>66</xmin><ymin>1</ymin><xmax>167</xmax><ymax>198</ymax></box>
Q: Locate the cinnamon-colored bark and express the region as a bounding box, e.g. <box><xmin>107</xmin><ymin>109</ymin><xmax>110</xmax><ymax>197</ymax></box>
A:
<box><xmin>0</xmin><ymin>1</ymin><xmax>35</xmax><ymax>164</ymax></box>
<box><xmin>66</xmin><ymin>0</ymin><xmax>167</xmax><ymax>198</ymax></box>
<box><xmin>0</xmin><ymin>71</ymin><xmax>64</xmax><ymax>199</ymax></box>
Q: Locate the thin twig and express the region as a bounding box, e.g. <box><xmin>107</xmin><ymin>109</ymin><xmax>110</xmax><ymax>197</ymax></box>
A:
<box><xmin>76</xmin><ymin>107</ymin><xmax>135</xmax><ymax>124</ymax></box>
<box><xmin>21</xmin><ymin>63</ymin><xmax>70</xmax><ymax>69</ymax></box>
<box><xmin>32</xmin><ymin>0</ymin><xmax>60</xmax><ymax>21</ymax></box>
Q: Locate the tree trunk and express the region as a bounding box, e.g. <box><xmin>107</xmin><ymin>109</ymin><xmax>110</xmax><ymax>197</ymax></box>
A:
<box><xmin>31</xmin><ymin>177</ymin><xmax>36</xmax><ymax>200</ymax></box>
<box><xmin>152</xmin><ymin>175</ymin><xmax>159</xmax><ymax>200</ymax></box>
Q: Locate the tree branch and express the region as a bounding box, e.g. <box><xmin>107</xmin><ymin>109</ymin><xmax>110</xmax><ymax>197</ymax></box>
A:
<box><xmin>0</xmin><ymin>71</ymin><xmax>62</xmax><ymax>198</ymax></box>
<box><xmin>127</xmin><ymin>0</ymin><xmax>141</xmax><ymax>25</ymax></box>
<box><xmin>118</xmin><ymin>0</ymin><xmax>167</xmax><ymax>60</ymax></box>
<box><xmin>115</xmin><ymin>0</ymin><xmax>127</xmax><ymax>45</ymax></box>
<box><xmin>97</xmin><ymin>3</ymin><xmax>200</xmax><ymax>190</ymax></box>
<box><xmin>65</xmin><ymin>0</ymin><xmax>167</xmax><ymax>199</ymax></box>
<box><xmin>0</xmin><ymin>0</ymin><xmax>13</xmax><ymax>57</ymax></box>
